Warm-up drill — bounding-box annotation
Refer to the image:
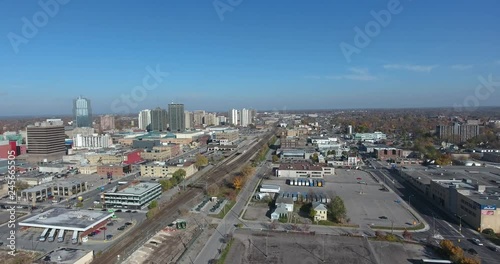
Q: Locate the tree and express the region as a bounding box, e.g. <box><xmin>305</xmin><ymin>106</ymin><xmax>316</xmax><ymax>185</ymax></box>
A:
<box><xmin>207</xmin><ymin>184</ymin><xmax>220</xmax><ymax>197</ymax></box>
<box><xmin>159</xmin><ymin>179</ymin><xmax>173</xmax><ymax>191</ymax></box>
<box><xmin>309</xmin><ymin>209</ymin><xmax>317</xmax><ymax>220</ymax></box>
<box><xmin>195</xmin><ymin>154</ymin><xmax>209</xmax><ymax>168</ymax></box>
<box><xmin>328</xmin><ymin>196</ymin><xmax>347</xmax><ymax>223</ymax></box>
<box><xmin>241</xmin><ymin>164</ymin><xmax>255</xmax><ymax>178</ymax></box>
<box><xmin>148</xmin><ymin>200</ymin><xmax>158</xmax><ymax>209</ymax></box>
<box><xmin>310</xmin><ymin>153</ymin><xmax>319</xmax><ymax>163</ymax></box>
<box><xmin>233</xmin><ymin>176</ymin><xmax>244</xmax><ymax>190</ymax></box>
<box><xmin>172</xmin><ymin>169</ymin><xmax>187</xmax><ymax>182</ymax></box>
<box><xmin>15</xmin><ymin>181</ymin><xmax>30</xmax><ymax>191</ymax></box>
<box><xmin>272</xmin><ymin>155</ymin><xmax>279</xmax><ymax>163</ymax></box>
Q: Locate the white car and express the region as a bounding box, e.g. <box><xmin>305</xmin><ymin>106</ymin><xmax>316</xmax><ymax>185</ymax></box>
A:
<box><xmin>472</xmin><ymin>238</ymin><xmax>483</xmax><ymax>246</ymax></box>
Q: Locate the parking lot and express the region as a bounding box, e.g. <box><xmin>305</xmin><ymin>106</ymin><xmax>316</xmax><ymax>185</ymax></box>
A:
<box><xmin>250</xmin><ymin>169</ymin><xmax>417</xmax><ymax>228</ymax></box>
<box><xmin>192</xmin><ymin>197</ymin><xmax>228</xmax><ymax>215</ymax></box>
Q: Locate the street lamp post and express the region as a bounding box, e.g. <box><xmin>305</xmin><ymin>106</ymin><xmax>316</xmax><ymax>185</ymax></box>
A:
<box><xmin>408</xmin><ymin>194</ymin><xmax>414</xmax><ymax>208</ymax></box>
<box><xmin>455</xmin><ymin>214</ymin><xmax>467</xmax><ymax>235</ymax></box>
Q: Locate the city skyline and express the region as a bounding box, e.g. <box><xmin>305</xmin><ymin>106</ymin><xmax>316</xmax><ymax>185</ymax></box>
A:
<box><xmin>1</xmin><ymin>1</ymin><xmax>500</xmax><ymax>115</ymax></box>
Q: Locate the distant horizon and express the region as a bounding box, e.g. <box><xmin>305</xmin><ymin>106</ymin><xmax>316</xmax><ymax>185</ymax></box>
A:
<box><xmin>1</xmin><ymin>105</ymin><xmax>499</xmax><ymax>120</ymax></box>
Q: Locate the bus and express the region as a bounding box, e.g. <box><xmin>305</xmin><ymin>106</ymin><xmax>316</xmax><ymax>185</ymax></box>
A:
<box><xmin>71</xmin><ymin>230</ymin><xmax>79</xmax><ymax>244</ymax></box>
<box><xmin>47</xmin><ymin>228</ymin><xmax>57</xmax><ymax>242</ymax></box>
<box><xmin>39</xmin><ymin>228</ymin><xmax>50</xmax><ymax>242</ymax></box>
<box><xmin>57</xmin><ymin>229</ymin><xmax>65</xmax><ymax>242</ymax></box>
<box><xmin>420</xmin><ymin>259</ymin><xmax>453</xmax><ymax>264</ymax></box>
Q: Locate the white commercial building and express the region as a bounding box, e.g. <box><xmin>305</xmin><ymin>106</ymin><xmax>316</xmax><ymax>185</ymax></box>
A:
<box><xmin>240</xmin><ymin>108</ymin><xmax>252</xmax><ymax>127</ymax></box>
<box><xmin>73</xmin><ymin>134</ymin><xmax>113</xmax><ymax>150</ymax></box>
<box><xmin>276</xmin><ymin>163</ymin><xmax>334</xmax><ymax>178</ymax></box>
<box><xmin>104</xmin><ymin>182</ymin><xmax>162</xmax><ymax>210</ymax></box>
<box><xmin>138</xmin><ymin>109</ymin><xmax>152</xmax><ymax>130</ymax></box>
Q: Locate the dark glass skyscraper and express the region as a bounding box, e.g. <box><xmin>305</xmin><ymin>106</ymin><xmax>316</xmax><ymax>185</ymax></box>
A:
<box><xmin>73</xmin><ymin>96</ymin><xmax>93</xmax><ymax>128</ymax></box>
<box><xmin>168</xmin><ymin>103</ymin><xmax>185</xmax><ymax>132</ymax></box>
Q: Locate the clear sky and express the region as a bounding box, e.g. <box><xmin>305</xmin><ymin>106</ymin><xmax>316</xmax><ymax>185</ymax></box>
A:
<box><xmin>1</xmin><ymin>0</ymin><xmax>500</xmax><ymax>115</ymax></box>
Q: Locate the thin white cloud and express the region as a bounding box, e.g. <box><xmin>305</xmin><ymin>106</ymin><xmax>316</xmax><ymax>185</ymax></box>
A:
<box><xmin>383</xmin><ymin>64</ymin><xmax>438</xmax><ymax>72</ymax></box>
<box><xmin>451</xmin><ymin>64</ymin><xmax>474</xmax><ymax>70</ymax></box>
<box><xmin>326</xmin><ymin>68</ymin><xmax>377</xmax><ymax>81</ymax></box>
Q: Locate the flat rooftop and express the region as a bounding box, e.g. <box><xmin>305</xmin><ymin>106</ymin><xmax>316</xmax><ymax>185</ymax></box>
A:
<box><xmin>19</xmin><ymin>208</ymin><xmax>113</xmax><ymax>231</ymax></box>
<box><xmin>36</xmin><ymin>248</ymin><xmax>92</xmax><ymax>264</ymax></box>
<box><xmin>105</xmin><ymin>182</ymin><xmax>160</xmax><ymax>196</ymax></box>
<box><xmin>279</xmin><ymin>163</ymin><xmax>325</xmax><ymax>171</ymax></box>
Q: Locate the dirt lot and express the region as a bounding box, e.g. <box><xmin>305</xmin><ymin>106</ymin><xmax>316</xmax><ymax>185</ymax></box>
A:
<box><xmin>225</xmin><ymin>229</ymin><xmax>438</xmax><ymax>264</ymax></box>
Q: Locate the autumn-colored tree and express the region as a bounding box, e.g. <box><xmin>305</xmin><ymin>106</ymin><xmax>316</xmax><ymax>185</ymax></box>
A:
<box><xmin>440</xmin><ymin>239</ymin><xmax>454</xmax><ymax>254</ymax></box>
<box><xmin>459</xmin><ymin>257</ymin><xmax>480</xmax><ymax>264</ymax></box>
<box><xmin>233</xmin><ymin>176</ymin><xmax>244</xmax><ymax>190</ymax></box>
<box><xmin>241</xmin><ymin>164</ymin><xmax>255</xmax><ymax>178</ymax></box>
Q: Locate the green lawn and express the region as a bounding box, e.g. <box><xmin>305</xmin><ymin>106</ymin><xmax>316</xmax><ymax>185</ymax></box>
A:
<box><xmin>371</xmin><ymin>222</ymin><xmax>425</xmax><ymax>231</ymax></box>
<box><xmin>217</xmin><ymin>238</ymin><xmax>234</xmax><ymax>264</ymax></box>
<box><xmin>214</xmin><ymin>200</ymin><xmax>236</xmax><ymax>219</ymax></box>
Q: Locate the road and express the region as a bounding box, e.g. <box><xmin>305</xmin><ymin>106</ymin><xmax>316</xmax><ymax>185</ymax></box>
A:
<box><xmin>366</xmin><ymin>160</ymin><xmax>499</xmax><ymax>264</ymax></box>
<box><xmin>193</xmin><ymin>151</ymin><xmax>273</xmax><ymax>264</ymax></box>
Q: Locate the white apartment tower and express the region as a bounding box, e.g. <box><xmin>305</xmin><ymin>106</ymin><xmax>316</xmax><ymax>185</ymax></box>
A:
<box><xmin>138</xmin><ymin>109</ymin><xmax>152</xmax><ymax>130</ymax></box>
<box><xmin>229</xmin><ymin>109</ymin><xmax>239</xmax><ymax>126</ymax></box>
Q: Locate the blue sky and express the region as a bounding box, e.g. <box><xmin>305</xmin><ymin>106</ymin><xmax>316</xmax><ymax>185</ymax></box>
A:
<box><xmin>1</xmin><ymin>0</ymin><xmax>500</xmax><ymax>115</ymax></box>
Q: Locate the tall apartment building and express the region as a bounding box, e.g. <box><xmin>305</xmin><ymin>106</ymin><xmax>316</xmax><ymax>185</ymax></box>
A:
<box><xmin>138</xmin><ymin>109</ymin><xmax>152</xmax><ymax>130</ymax></box>
<box><xmin>168</xmin><ymin>103</ymin><xmax>185</xmax><ymax>132</ymax></box>
<box><xmin>436</xmin><ymin>122</ymin><xmax>481</xmax><ymax>143</ymax></box>
<box><xmin>185</xmin><ymin>111</ymin><xmax>194</xmax><ymax>129</ymax></box>
<box><xmin>26</xmin><ymin>119</ymin><xmax>66</xmax><ymax>161</ymax></box>
<box><xmin>205</xmin><ymin>113</ymin><xmax>217</xmax><ymax>126</ymax></box>
<box><xmin>150</xmin><ymin>107</ymin><xmax>168</xmax><ymax>131</ymax></box>
<box><xmin>240</xmin><ymin>108</ymin><xmax>254</xmax><ymax>127</ymax></box>
<box><xmin>193</xmin><ymin>110</ymin><xmax>205</xmax><ymax>127</ymax></box>
<box><xmin>73</xmin><ymin>96</ymin><xmax>93</xmax><ymax>128</ymax></box>
<box><xmin>100</xmin><ymin>115</ymin><xmax>115</xmax><ymax>130</ymax></box>
<box><xmin>228</xmin><ymin>109</ymin><xmax>239</xmax><ymax>126</ymax></box>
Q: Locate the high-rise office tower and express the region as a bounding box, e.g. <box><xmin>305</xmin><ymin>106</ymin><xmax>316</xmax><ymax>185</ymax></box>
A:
<box><xmin>139</xmin><ymin>109</ymin><xmax>152</xmax><ymax>130</ymax></box>
<box><xmin>73</xmin><ymin>96</ymin><xmax>93</xmax><ymax>127</ymax></box>
<box><xmin>26</xmin><ymin>119</ymin><xmax>66</xmax><ymax>162</ymax></box>
<box><xmin>229</xmin><ymin>109</ymin><xmax>239</xmax><ymax>126</ymax></box>
<box><xmin>150</xmin><ymin>107</ymin><xmax>168</xmax><ymax>131</ymax></box>
<box><xmin>100</xmin><ymin>115</ymin><xmax>115</xmax><ymax>130</ymax></box>
<box><xmin>168</xmin><ymin>103</ymin><xmax>185</xmax><ymax>132</ymax></box>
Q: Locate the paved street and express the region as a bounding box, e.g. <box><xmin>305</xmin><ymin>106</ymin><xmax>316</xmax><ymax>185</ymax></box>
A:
<box><xmin>193</xmin><ymin>153</ymin><xmax>272</xmax><ymax>264</ymax></box>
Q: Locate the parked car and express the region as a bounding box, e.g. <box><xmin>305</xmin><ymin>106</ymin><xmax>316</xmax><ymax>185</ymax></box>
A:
<box><xmin>115</xmin><ymin>209</ymin><xmax>122</xmax><ymax>212</ymax></box>
<box><xmin>132</xmin><ymin>210</ymin><xmax>137</xmax><ymax>213</ymax></box>
<box><xmin>487</xmin><ymin>245</ymin><xmax>499</xmax><ymax>252</ymax></box>
<box><xmin>117</xmin><ymin>227</ymin><xmax>125</xmax><ymax>231</ymax></box>
<box><xmin>125</xmin><ymin>222</ymin><xmax>132</xmax><ymax>226</ymax></box>
<box><xmin>106</xmin><ymin>222</ymin><xmax>114</xmax><ymax>226</ymax></box>
<box><xmin>106</xmin><ymin>235</ymin><xmax>113</xmax><ymax>240</ymax></box>
<box><xmin>125</xmin><ymin>210</ymin><xmax>131</xmax><ymax>213</ymax></box>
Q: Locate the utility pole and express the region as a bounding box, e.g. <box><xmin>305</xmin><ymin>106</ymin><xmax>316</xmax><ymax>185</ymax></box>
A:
<box><xmin>408</xmin><ymin>194</ymin><xmax>414</xmax><ymax>208</ymax></box>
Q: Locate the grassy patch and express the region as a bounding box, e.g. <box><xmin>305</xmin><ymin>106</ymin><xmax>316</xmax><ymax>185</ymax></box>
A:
<box><xmin>214</xmin><ymin>200</ymin><xmax>236</xmax><ymax>219</ymax></box>
<box><xmin>217</xmin><ymin>238</ymin><xmax>234</xmax><ymax>264</ymax></box>
<box><xmin>316</xmin><ymin>220</ymin><xmax>359</xmax><ymax>228</ymax></box>
<box><xmin>371</xmin><ymin>222</ymin><xmax>425</xmax><ymax>231</ymax></box>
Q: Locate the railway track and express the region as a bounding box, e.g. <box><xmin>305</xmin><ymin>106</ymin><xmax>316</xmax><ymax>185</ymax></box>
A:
<box><xmin>94</xmin><ymin>131</ymin><xmax>275</xmax><ymax>264</ymax></box>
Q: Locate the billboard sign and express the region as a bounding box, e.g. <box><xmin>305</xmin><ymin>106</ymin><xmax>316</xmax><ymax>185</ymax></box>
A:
<box><xmin>481</xmin><ymin>205</ymin><xmax>497</xmax><ymax>210</ymax></box>
<box><xmin>481</xmin><ymin>210</ymin><xmax>494</xmax><ymax>215</ymax></box>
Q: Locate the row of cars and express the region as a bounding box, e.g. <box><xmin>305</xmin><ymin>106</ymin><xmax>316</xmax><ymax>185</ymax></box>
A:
<box><xmin>209</xmin><ymin>199</ymin><xmax>225</xmax><ymax>213</ymax></box>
